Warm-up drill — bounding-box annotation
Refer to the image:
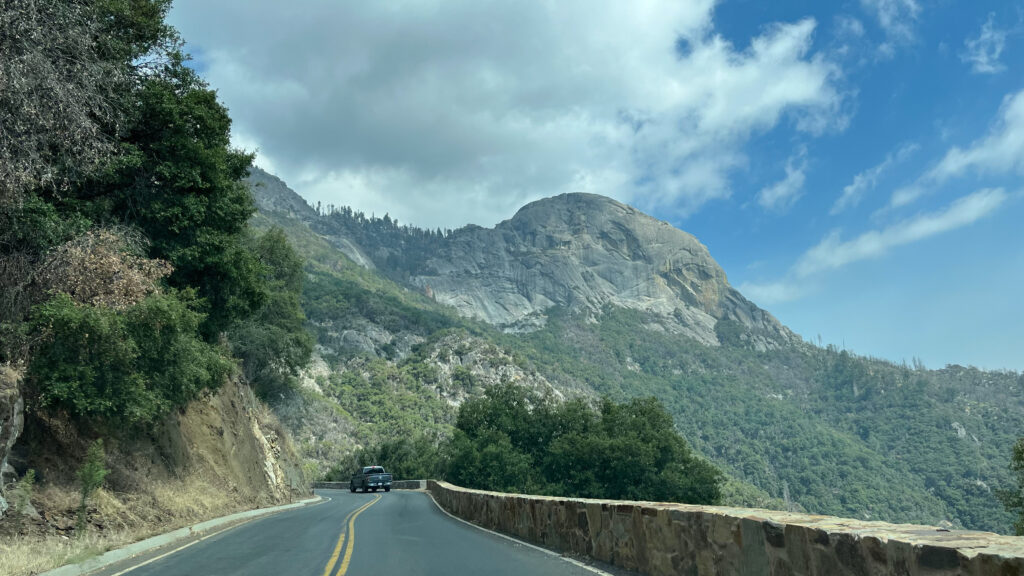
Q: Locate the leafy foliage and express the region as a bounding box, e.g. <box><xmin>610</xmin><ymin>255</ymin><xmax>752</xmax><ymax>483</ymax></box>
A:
<box><xmin>2</xmin><ymin>0</ymin><xmax>314</xmax><ymax>432</ymax></box>
<box><xmin>320</xmin><ymin>359</ymin><xmax>454</xmax><ymax>441</ymax></box>
<box><xmin>324</xmin><ymin>433</ymin><xmax>447</xmax><ymax>482</ymax></box>
<box><xmin>230</xmin><ymin>228</ymin><xmax>313</xmax><ymax>399</ymax></box>
<box><xmin>998</xmin><ymin>439</ymin><xmax>1024</xmax><ymax>535</ymax></box>
<box><xmin>85</xmin><ymin>56</ymin><xmax>262</xmax><ymax>338</ymax></box>
<box><xmin>446</xmin><ymin>383</ymin><xmax>723</xmax><ymax>504</ymax></box>
<box><xmin>28</xmin><ymin>292</ymin><xmax>231</xmax><ymax>425</ymax></box>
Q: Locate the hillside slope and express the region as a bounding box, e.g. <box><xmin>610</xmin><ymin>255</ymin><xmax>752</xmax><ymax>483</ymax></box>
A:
<box><xmin>1</xmin><ymin>366</ymin><xmax>307</xmax><ymax>575</ymax></box>
<box><xmin>248</xmin><ymin>168</ymin><xmax>1023</xmax><ymax>533</ymax></box>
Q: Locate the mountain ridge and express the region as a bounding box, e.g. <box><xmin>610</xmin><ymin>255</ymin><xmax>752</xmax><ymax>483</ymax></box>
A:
<box><xmin>248</xmin><ymin>167</ymin><xmax>797</xmax><ymax>350</ymax></box>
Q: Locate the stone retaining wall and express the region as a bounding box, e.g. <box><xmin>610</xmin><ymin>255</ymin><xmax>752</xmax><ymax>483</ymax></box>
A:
<box><xmin>427</xmin><ymin>480</ymin><xmax>1024</xmax><ymax>576</ymax></box>
<box><xmin>311</xmin><ymin>480</ymin><xmax>424</xmax><ymax>490</ymax></box>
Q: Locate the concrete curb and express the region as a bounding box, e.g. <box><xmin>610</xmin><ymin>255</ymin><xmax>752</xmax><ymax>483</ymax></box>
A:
<box><xmin>40</xmin><ymin>495</ymin><xmax>323</xmax><ymax>576</ymax></box>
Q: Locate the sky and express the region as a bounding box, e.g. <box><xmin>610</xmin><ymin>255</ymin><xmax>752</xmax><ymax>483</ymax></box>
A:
<box><xmin>168</xmin><ymin>0</ymin><xmax>1024</xmax><ymax>371</ymax></box>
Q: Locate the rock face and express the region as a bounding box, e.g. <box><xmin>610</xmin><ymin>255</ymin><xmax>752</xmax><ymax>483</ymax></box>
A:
<box><xmin>412</xmin><ymin>194</ymin><xmax>796</xmax><ymax>348</ymax></box>
<box><xmin>0</xmin><ymin>365</ymin><xmax>24</xmax><ymax>518</ymax></box>
<box><xmin>247</xmin><ymin>167</ymin><xmax>377</xmax><ymax>269</ymax></box>
<box><xmin>158</xmin><ymin>375</ymin><xmax>308</xmax><ymax>503</ymax></box>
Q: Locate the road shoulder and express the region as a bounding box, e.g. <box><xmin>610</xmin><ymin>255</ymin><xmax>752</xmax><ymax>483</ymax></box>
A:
<box><xmin>39</xmin><ymin>495</ymin><xmax>324</xmax><ymax>576</ymax></box>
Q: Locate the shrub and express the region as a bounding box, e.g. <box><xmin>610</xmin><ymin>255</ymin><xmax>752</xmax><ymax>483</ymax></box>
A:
<box><xmin>28</xmin><ymin>291</ymin><xmax>231</xmax><ymax>425</ymax></box>
<box><xmin>76</xmin><ymin>440</ymin><xmax>108</xmax><ymax>534</ymax></box>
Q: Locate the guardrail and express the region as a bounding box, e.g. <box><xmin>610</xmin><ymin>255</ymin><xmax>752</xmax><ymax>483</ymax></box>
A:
<box><xmin>311</xmin><ymin>480</ymin><xmax>425</xmax><ymax>490</ymax></box>
<box><xmin>427</xmin><ymin>480</ymin><xmax>1024</xmax><ymax>576</ymax></box>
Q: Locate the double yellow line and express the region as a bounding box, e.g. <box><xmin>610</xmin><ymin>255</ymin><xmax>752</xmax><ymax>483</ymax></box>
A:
<box><xmin>322</xmin><ymin>493</ymin><xmax>382</xmax><ymax>576</ymax></box>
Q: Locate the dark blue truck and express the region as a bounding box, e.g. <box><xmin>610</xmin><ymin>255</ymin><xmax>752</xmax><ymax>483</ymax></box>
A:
<box><xmin>350</xmin><ymin>466</ymin><xmax>393</xmax><ymax>492</ymax></box>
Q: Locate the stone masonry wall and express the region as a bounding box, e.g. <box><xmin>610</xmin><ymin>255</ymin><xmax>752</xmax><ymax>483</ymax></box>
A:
<box><xmin>427</xmin><ymin>480</ymin><xmax>1024</xmax><ymax>576</ymax></box>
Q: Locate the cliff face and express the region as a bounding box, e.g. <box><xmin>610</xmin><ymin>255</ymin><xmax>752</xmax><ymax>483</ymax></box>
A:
<box><xmin>412</xmin><ymin>194</ymin><xmax>796</xmax><ymax>349</ymax></box>
<box><xmin>156</xmin><ymin>375</ymin><xmax>308</xmax><ymax>503</ymax></box>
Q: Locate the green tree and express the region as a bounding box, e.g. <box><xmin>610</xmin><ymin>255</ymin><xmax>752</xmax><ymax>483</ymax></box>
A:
<box><xmin>349</xmin><ymin>432</ymin><xmax>447</xmax><ymax>481</ymax></box>
<box><xmin>86</xmin><ymin>57</ymin><xmax>262</xmax><ymax>338</ymax></box>
<box><xmin>445</xmin><ymin>383</ymin><xmax>722</xmax><ymax>504</ymax></box>
<box><xmin>230</xmin><ymin>228</ymin><xmax>313</xmax><ymax>399</ymax></box>
<box><xmin>998</xmin><ymin>439</ymin><xmax>1024</xmax><ymax>535</ymax></box>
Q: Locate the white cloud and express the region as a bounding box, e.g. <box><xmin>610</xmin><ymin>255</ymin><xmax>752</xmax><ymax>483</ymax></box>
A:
<box><xmin>745</xmin><ymin>188</ymin><xmax>1007</xmax><ymax>305</ymax></box>
<box><xmin>737</xmin><ymin>280</ymin><xmax>806</xmax><ymax>305</ymax></box>
<box><xmin>832</xmin><ymin>143</ymin><xmax>917</xmax><ymax>214</ymax></box>
<box><xmin>168</xmin><ymin>1</ymin><xmax>844</xmax><ymax>229</ymax></box>
<box><xmin>891</xmin><ymin>89</ymin><xmax>1024</xmax><ymax>208</ymax></box>
<box><xmin>836</xmin><ymin>15</ymin><xmax>866</xmax><ymax>39</ymax></box>
<box><xmin>798</xmin><ymin>189</ymin><xmax>1006</xmax><ymax>277</ymax></box>
<box><xmin>861</xmin><ymin>0</ymin><xmax>921</xmax><ymax>41</ymax></box>
<box><xmin>757</xmin><ymin>147</ymin><xmax>808</xmax><ymax>212</ymax></box>
<box><xmin>861</xmin><ymin>0</ymin><xmax>921</xmax><ymax>56</ymax></box>
<box><xmin>961</xmin><ymin>14</ymin><xmax>1008</xmax><ymax>74</ymax></box>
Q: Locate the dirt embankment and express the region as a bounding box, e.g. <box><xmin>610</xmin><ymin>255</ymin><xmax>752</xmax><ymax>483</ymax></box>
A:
<box><xmin>0</xmin><ymin>373</ymin><xmax>308</xmax><ymax>576</ymax></box>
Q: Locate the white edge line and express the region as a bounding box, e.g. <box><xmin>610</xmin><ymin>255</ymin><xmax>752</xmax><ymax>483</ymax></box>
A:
<box><xmin>422</xmin><ymin>490</ymin><xmax>614</xmax><ymax>576</ymax></box>
<box><xmin>106</xmin><ymin>520</ymin><xmax>241</xmax><ymax>576</ymax></box>
<box><xmin>40</xmin><ymin>494</ymin><xmax>326</xmax><ymax>576</ymax></box>
<box><xmin>110</xmin><ymin>492</ymin><xmax>333</xmax><ymax>575</ymax></box>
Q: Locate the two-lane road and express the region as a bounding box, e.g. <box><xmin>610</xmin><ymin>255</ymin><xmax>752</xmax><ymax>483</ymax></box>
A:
<box><xmin>96</xmin><ymin>489</ymin><xmax>610</xmax><ymax>576</ymax></box>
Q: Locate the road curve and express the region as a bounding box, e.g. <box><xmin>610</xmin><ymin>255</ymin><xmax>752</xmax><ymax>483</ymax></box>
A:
<box><xmin>94</xmin><ymin>489</ymin><xmax>608</xmax><ymax>576</ymax></box>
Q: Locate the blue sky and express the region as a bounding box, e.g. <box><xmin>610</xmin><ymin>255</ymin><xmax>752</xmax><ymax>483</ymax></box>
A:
<box><xmin>168</xmin><ymin>0</ymin><xmax>1024</xmax><ymax>371</ymax></box>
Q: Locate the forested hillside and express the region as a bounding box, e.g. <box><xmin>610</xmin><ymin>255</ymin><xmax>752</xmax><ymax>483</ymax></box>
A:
<box><xmin>251</xmin><ymin>170</ymin><xmax>1024</xmax><ymax>534</ymax></box>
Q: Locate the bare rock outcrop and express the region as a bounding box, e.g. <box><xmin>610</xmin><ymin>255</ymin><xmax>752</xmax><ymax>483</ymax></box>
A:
<box><xmin>413</xmin><ymin>194</ymin><xmax>797</xmax><ymax>349</ymax></box>
<box><xmin>0</xmin><ymin>365</ymin><xmax>25</xmax><ymax>518</ymax></box>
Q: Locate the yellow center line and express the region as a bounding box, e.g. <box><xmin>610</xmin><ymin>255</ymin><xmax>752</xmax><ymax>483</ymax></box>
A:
<box><xmin>335</xmin><ymin>494</ymin><xmax>381</xmax><ymax>576</ymax></box>
<box><xmin>322</xmin><ymin>494</ymin><xmax>381</xmax><ymax>576</ymax></box>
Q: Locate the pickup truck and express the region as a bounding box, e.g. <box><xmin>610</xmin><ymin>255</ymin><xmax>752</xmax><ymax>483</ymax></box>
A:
<box><xmin>350</xmin><ymin>466</ymin><xmax>392</xmax><ymax>492</ymax></box>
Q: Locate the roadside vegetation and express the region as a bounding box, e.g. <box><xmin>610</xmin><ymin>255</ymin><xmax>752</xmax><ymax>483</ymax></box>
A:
<box><xmin>0</xmin><ymin>0</ymin><xmax>311</xmax><ymax>571</ymax></box>
<box><xmin>0</xmin><ymin>475</ymin><xmax>258</xmax><ymax>576</ymax></box>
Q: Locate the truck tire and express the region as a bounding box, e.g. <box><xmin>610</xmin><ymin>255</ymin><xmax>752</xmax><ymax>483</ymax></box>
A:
<box><xmin>371</xmin><ymin>487</ymin><xmax>377</xmax><ymax>492</ymax></box>
<box><xmin>349</xmin><ymin>483</ymin><xmax>356</xmax><ymax>493</ymax></box>
<box><xmin>384</xmin><ymin>487</ymin><xmax>391</xmax><ymax>492</ymax></box>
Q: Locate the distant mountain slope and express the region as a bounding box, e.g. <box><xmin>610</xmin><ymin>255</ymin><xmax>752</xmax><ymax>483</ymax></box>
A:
<box><xmin>247</xmin><ymin>167</ymin><xmax>1024</xmax><ymax>533</ymax></box>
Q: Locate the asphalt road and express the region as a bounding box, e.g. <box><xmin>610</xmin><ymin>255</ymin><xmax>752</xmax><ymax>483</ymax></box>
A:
<box><xmin>97</xmin><ymin>489</ymin><xmax>610</xmax><ymax>576</ymax></box>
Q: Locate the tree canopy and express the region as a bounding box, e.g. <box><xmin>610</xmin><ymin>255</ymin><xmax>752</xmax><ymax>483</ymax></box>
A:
<box><xmin>446</xmin><ymin>383</ymin><xmax>723</xmax><ymax>504</ymax></box>
<box><xmin>1</xmin><ymin>0</ymin><xmax>311</xmax><ymax>425</ymax></box>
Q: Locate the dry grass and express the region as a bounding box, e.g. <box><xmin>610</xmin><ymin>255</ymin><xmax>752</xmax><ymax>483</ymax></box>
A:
<box><xmin>0</xmin><ymin>475</ymin><xmax>256</xmax><ymax>576</ymax></box>
<box><xmin>0</xmin><ymin>531</ymin><xmax>122</xmax><ymax>576</ymax></box>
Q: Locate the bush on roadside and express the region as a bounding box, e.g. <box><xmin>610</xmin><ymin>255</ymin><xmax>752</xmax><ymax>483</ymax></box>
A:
<box><xmin>27</xmin><ymin>291</ymin><xmax>231</xmax><ymax>426</ymax></box>
<box><xmin>76</xmin><ymin>440</ymin><xmax>108</xmax><ymax>534</ymax></box>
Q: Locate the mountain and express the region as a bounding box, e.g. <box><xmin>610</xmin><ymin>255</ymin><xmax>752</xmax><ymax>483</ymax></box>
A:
<box><xmin>249</xmin><ymin>168</ymin><xmax>795</xmax><ymax>350</ymax></box>
<box><xmin>409</xmin><ymin>193</ymin><xmax>797</xmax><ymax>350</ymax></box>
<box><xmin>247</xmin><ymin>167</ymin><xmax>1024</xmax><ymax>534</ymax></box>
